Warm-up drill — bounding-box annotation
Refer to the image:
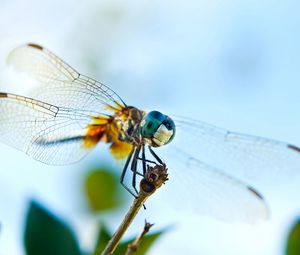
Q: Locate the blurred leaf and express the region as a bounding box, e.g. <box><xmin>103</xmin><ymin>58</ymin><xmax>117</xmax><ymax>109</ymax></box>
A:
<box><xmin>115</xmin><ymin>230</ymin><xmax>164</xmax><ymax>255</ymax></box>
<box><xmin>93</xmin><ymin>224</ymin><xmax>112</xmax><ymax>255</ymax></box>
<box><xmin>24</xmin><ymin>200</ymin><xmax>81</xmax><ymax>255</ymax></box>
<box><xmin>287</xmin><ymin>219</ymin><xmax>300</xmax><ymax>255</ymax></box>
<box><xmin>85</xmin><ymin>168</ymin><xmax>123</xmax><ymax>212</ymax></box>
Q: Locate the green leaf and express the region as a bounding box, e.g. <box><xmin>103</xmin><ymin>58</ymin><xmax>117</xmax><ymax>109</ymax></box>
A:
<box><xmin>115</xmin><ymin>231</ymin><xmax>164</xmax><ymax>255</ymax></box>
<box><xmin>84</xmin><ymin>168</ymin><xmax>123</xmax><ymax>212</ymax></box>
<box><xmin>286</xmin><ymin>219</ymin><xmax>300</xmax><ymax>255</ymax></box>
<box><xmin>93</xmin><ymin>224</ymin><xmax>112</xmax><ymax>255</ymax></box>
<box><xmin>24</xmin><ymin>200</ymin><xmax>81</xmax><ymax>255</ymax></box>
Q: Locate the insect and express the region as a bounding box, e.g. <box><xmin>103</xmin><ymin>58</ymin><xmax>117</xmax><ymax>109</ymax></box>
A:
<box><xmin>1</xmin><ymin>43</ymin><xmax>300</xmax><ymax>223</ymax></box>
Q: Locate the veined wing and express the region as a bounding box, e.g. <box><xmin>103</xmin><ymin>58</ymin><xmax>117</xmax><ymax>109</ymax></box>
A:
<box><xmin>0</xmin><ymin>92</ymin><xmax>96</xmax><ymax>165</ymax></box>
<box><xmin>171</xmin><ymin>116</ymin><xmax>300</xmax><ymax>181</ymax></box>
<box><xmin>159</xmin><ymin>147</ymin><xmax>269</xmax><ymax>223</ymax></box>
<box><xmin>7</xmin><ymin>43</ymin><xmax>126</xmax><ymax>113</ymax></box>
<box><xmin>155</xmin><ymin>115</ymin><xmax>300</xmax><ymax>222</ymax></box>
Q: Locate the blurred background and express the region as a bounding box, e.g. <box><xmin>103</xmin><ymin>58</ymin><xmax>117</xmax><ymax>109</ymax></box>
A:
<box><xmin>0</xmin><ymin>0</ymin><xmax>300</xmax><ymax>254</ymax></box>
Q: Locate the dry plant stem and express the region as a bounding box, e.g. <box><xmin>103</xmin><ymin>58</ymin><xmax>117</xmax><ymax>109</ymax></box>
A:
<box><xmin>101</xmin><ymin>189</ymin><xmax>152</xmax><ymax>255</ymax></box>
<box><xmin>125</xmin><ymin>221</ymin><xmax>154</xmax><ymax>255</ymax></box>
<box><xmin>101</xmin><ymin>164</ymin><xmax>168</xmax><ymax>255</ymax></box>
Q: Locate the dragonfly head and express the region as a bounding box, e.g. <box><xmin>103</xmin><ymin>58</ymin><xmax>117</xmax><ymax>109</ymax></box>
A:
<box><xmin>140</xmin><ymin>111</ymin><xmax>175</xmax><ymax>147</ymax></box>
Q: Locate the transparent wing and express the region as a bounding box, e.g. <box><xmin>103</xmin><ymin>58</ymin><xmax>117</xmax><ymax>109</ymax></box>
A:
<box><xmin>158</xmin><ymin>147</ymin><xmax>269</xmax><ymax>223</ymax></box>
<box><xmin>155</xmin><ymin>116</ymin><xmax>300</xmax><ymax>222</ymax></box>
<box><xmin>170</xmin><ymin>116</ymin><xmax>300</xmax><ymax>181</ymax></box>
<box><xmin>7</xmin><ymin>43</ymin><xmax>126</xmax><ymax>112</ymax></box>
<box><xmin>0</xmin><ymin>93</ymin><xmax>94</xmax><ymax>165</ymax></box>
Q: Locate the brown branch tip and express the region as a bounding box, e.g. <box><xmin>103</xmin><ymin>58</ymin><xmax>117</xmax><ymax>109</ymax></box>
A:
<box><xmin>126</xmin><ymin>221</ymin><xmax>154</xmax><ymax>255</ymax></box>
<box><xmin>140</xmin><ymin>163</ymin><xmax>168</xmax><ymax>195</ymax></box>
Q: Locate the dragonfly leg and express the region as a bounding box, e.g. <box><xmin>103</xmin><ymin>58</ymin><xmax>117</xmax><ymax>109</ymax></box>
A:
<box><xmin>141</xmin><ymin>145</ymin><xmax>147</xmax><ymax>176</ymax></box>
<box><xmin>136</xmin><ymin>145</ymin><xmax>147</xmax><ymax>210</ymax></box>
<box><xmin>148</xmin><ymin>146</ymin><xmax>163</xmax><ymax>164</ymax></box>
<box><xmin>131</xmin><ymin>145</ymin><xmax>141</xmax><ymax>195</ymax></box>
<box><xmin>129</xmin><ymin>165</ymin><xmax>144</xmax><ymax>177</ymax></box>
<box><xmin>136</xmin><ymin>157</ymin><xmax>157</xmax><ymax>166</ymax></box>
<box><xmin>120</xmin><ymin>148</ymin><xmax>137</xmax><ymax>198</ymax></box>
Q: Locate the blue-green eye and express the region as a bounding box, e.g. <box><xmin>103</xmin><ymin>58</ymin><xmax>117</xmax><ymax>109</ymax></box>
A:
<box><xmin>140</xmin><ymin>111</ymin><xmax>175</xmax><ymax>147</ymax></box>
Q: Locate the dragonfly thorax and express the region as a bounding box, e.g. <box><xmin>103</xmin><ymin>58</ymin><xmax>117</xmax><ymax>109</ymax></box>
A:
<box><xmin>140</xmin><ymin>111</ymin><xmax>175</xmax><ymax>147</ymax></box>
<box><xmin>114</xmin><ymin>106</ymin><xmax>145</xmax><ymax>146</ymax></box>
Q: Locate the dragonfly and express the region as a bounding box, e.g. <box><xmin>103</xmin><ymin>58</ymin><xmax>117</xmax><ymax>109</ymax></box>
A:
<box><xmin>1</xmin><ymin>43</ymin><xmax>300</xmax><ymax>223</ymax></box>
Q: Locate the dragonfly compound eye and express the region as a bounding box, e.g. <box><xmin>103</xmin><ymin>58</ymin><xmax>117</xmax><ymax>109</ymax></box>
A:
<box><xmin>140</xmin><ymin>111</ymin><xmax>175</xmax><ymax>147</ymax></box>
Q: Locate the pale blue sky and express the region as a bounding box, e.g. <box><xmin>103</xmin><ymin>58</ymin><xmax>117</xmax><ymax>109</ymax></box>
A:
<box><xmin>0</xmin><ymin>1</ymin><xmax>300</xmax><ymax>254</ymax></box>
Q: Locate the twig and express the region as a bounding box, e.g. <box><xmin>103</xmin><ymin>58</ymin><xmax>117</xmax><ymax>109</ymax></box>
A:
<box><xmin>101</xmin><ymin>164</ymin><xmax>168</xmax><ymax>255</ymax></box>
<box><xmin>125</xmin><ymin>220</ymin><xmax>154</xmax><ymax>255</ymax></box>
